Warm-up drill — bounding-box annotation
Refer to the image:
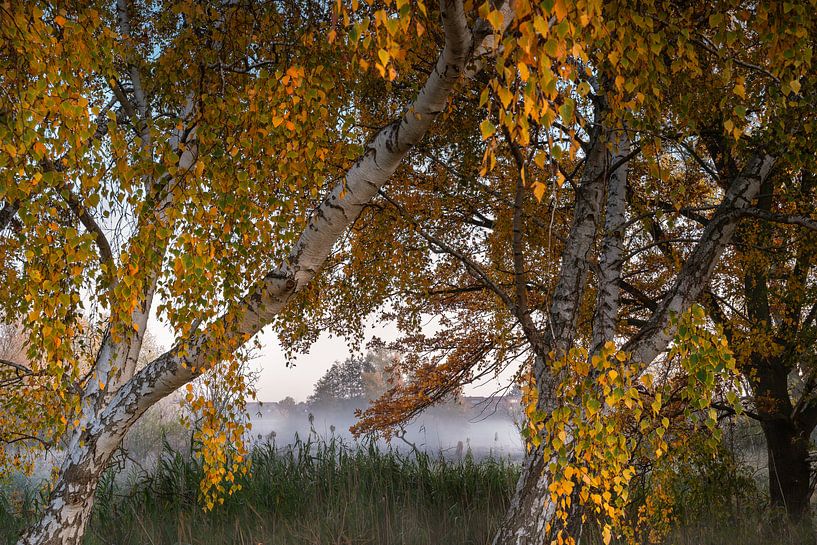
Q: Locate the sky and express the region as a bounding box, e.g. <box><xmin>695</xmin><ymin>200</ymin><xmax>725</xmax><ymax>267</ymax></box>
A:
<box><xmin>147</xmin><ymin>310</ymin><xmax>516</xmax><ymax>403</ymax></box>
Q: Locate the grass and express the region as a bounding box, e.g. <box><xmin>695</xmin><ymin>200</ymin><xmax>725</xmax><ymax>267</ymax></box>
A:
<box><xmin>663</xmin><ymin>518</ymin><xmax>816</xmax><ymax>545</ymax></box>
<box><xmin>2</xmin><ymin>433</ymin><xmax>815</xmax><ymax>545</ymax></box>
<box><xmin>2</xmin><ymin>434</ymin><xmax>519</xmax><ymax>545</ymax></box>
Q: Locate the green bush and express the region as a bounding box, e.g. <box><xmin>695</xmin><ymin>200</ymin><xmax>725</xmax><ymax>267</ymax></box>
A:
<box><xmin>634</xmin><ymin>437</ymin><xmax>814</xmax><ymax>545</ymax></box>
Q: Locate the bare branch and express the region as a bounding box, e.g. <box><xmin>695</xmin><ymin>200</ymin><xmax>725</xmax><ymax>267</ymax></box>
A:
<box><xmin>60</xmin><ymin>186</ymin><xmax>115</xmax><ymax>274</ymax></box>
<box><xmin>503</xmin><ymin>126</ymin><xmax>543</xmax><ymax>350</ymax></box>
<box><xmin>740</xmin><ymin>208</ymin><xmax>817</xmax><ymax>232</ymax></box>
<box><xmin>0</xmin><ymin>357</ymin><xmax>32</xmax><ymax>375</ymax></box>
<box><xmin>617</xmin><ymin>279</ymin><xmax>658</xmax><ymax>312</ymax></box>
<box><xmin>380</xmin><ymin>189</ymin><xmax>517</xmax><ymax>313</ymax></box>
<box><xmin>691</xmin><ymin>34</ymin><xmax>781</xmax><ymax>84</ymax></box>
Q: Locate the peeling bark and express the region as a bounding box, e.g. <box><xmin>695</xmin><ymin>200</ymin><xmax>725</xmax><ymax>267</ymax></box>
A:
<box><xmin>18</xmin><ymin>3</ymin><xmax>475</xmax><ymax>544</ymax></box>
<box><xmin>591</xmin><ymin>132</ymin><xmax>630</xmax><ymax>354</ymax></box>
<box><xmin>495</xmin><ymin>440</ymin><xmax>553</xmax><ymax>545</ymax></box>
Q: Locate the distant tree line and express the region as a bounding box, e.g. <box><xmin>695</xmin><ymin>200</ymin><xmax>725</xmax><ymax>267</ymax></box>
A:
<box><xmin>307</xmin><ymin>350</ymin><xmax>397</xmax><ymax>406</ymax></box>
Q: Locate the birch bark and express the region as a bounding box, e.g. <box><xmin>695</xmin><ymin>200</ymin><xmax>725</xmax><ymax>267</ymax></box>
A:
<box><xmin>492</xmin><ymin>151</ymin><xmax>775</xmax><ymax>545</ymax></box>
<box><xmin>17</xmin><ymin>2</ymin><xmax>473</xmax><ymax>543</ymax></box>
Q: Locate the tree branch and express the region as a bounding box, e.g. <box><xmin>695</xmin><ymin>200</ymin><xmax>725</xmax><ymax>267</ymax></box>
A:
<box><xmin>0</xmin><ymin>199</ymin><xmax>19</xmax><ymax>232</ymax></box>
<box><xmin>617</xmin><ymin>279</ymin><xmax>658</xmax><ymax>312</ymax></box>
<box><xmin>504</xmin><ymin>126</ymin><xmax>543</xmax><ymax>351</ymax></box>
<box><xmin>380</xmin><ymin>189</ymin><xmax>517</xmax><ymax>314</ymax></box>
<box><xmin>98</xmin><ymin>0</ymin><xmax>478</xmax><ymax>433</ymax></box>
<box><xmin>740</xmin><ymin>208</ymin><xmax>817</xmax><ymax>232</ymax></box>
<box><xmin>0</xmin><ymin>357</ymin><xmax>32</xmax><ymax>376</ymax></box>
<box><xmin>626</xmin><ymin>153</ymin><xmax>776</xmax><ymax>365</ymax></box>
<box><xmin>60</xmin><ymin>186</ymin><xmax>115</xmax><ymax>274</ymax></box>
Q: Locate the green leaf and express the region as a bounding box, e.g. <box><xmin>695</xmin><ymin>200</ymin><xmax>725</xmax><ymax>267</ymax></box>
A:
<box><xmin>479</xmin><ymin>119</ymin><xmax>496</xmax><ymax>140</ymax></box>
<box><xmin>558</xmin><ymin>98</ymin><xmax>575</xmax><ymax>122</ymax></box>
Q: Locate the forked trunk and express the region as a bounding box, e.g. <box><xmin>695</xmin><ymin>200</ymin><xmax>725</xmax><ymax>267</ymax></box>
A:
<box><xmin>16</xmin><ymin>2</ymin><xmax>478</xmax><ymax>543</ymax></box>
<box><xmin>493</xmin><ymin>154</ymin><xmax>773</xmax><ymax>545</ymax></box>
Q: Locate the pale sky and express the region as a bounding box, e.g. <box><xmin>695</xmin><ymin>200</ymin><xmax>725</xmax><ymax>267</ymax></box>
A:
<box><xmin>147</xmin><ymin>310</ymin><xmax>515</xmax><ymax>402</ymax></box>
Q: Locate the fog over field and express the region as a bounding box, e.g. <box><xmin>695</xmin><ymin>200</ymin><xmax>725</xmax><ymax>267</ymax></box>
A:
<box><xmin>247</xmin><ymin>397</ymin><xmax>526</xmax><ymax>461</ymax></box>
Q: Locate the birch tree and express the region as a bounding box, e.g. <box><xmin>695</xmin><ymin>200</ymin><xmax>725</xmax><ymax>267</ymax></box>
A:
<box><xmin>705</xmin><ymin>169</ymin><xmax>817</xmax><ymax>522</ymax></box>
<box><xmin>328</xmin><ymin>2</ymin><xmax>814</xmax><ymax>544</ymax></box>
<box><xmin>2</xmin><ymin>1</ymin><xmax>815</xmax><ymax>544</ymax></box>
<box><xmin>0</xmin><ymin>1</ymin><xmax>486</xmax><ymax>543</ymax></box>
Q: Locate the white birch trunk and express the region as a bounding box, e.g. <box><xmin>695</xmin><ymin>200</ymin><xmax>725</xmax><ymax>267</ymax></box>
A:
<box><xmin>625</xmin><ymin>153</ymin><xmax>776</xmax><ymax>364</ymax></box>
<box><xmin>492</xmin><ymin>151</ymin><xmax>774</xmax><ymax>545</ymax></box>
<box><xmin>17</xmin><ymin>2</ymin><xmax>473</xmax><ymax>544</ymax></box>
<box><xmin>591</xmin><ymin>133</ymin><xmax>630</xmax><ymax>353</ymax></box>
<box><xmin>493</xmin><ymin>107</ymin><xmax>613</xmax><ymax>545</ymax></box>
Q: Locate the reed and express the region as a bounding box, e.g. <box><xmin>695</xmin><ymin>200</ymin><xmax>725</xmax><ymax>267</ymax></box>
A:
<box><xmin>3</xmin><ymin>434</ymin><xmax>519</xmax><ymax>545</ymax></box>
<box><xmin>1</xmin><ymin>433</ymin><xmax>813</xmax><ymax>544</ymax></box>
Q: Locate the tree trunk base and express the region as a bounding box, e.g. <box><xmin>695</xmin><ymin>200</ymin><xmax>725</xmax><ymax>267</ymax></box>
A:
<box><xmin>493</xmin><ymin>444</ymin><xmax>555</xmax><ymax>545</ymax></box>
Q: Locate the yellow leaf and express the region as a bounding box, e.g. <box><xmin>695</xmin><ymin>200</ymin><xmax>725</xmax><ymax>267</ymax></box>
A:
<box><xmin>486</xmin><ymin>10</ymin><xmax>504</xmax><ymax>31</ymax></box>
<box><xmin>790</xmin><ymin>79</ymin><xmax>801</xmax><ymax>94</ymax></box>
<box><xmin>553</xmin><ymin>0</ymin><xmax>568</xmax><ymax>21</ymax></box>
<box><xmin>532</xmin><ymin>181</ymin><xmax>546</xmax><ymax>202</ymax></box>
<box><xmin>602</xmin><ymin>526</ymin><xmax>612</xmax><ymax>545</ymax></box>
<box><xmin>518</xmin><ymin>62</ymin><xmax>530</xmax><ymax>81</ymax></box>
<box><xmin>498</xmin><ymin>86</ymin><xmax>513</xmax><ymax>108</ymax></box>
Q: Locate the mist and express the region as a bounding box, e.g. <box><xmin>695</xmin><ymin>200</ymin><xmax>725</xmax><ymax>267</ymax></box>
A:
<box><xmin>247</xmin><ymin>396</ymin><xmax>526</xmax><ymax>461</ymax></box>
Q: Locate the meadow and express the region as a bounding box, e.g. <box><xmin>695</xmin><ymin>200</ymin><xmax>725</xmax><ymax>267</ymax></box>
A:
<box><xmin>1</xmin><ymin>435</ymin><xmax>519</xmax><ymax>545</ymax></box>
<box><xmin>2</xmin><ymin>430</ymin><xmax>814</xmax><ymax>545</ymax></box>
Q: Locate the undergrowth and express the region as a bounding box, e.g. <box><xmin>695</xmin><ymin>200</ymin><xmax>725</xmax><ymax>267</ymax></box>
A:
<box><xmin>2</xmin><ymin>434</ymin><xmax>518</xmax><ymax>545</ymax></box>
<box><xmin>1</xmin><ymin>433</ymin><xmax>815</xmax><ymax>544</ymax></box>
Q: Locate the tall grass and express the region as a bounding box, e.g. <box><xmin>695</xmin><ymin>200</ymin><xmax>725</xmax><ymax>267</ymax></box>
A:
<box><xmin>2</xmin><ymin>434</ymin><xmax>519</xmax><ymax>545</ymax></box>
<box><xmin>1</xmin><ymin>433</ymin><xmax>814</xmax><ymax>545</ymax></box>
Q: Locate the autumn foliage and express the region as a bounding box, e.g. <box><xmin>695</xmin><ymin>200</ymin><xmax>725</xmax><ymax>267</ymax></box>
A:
<box><xmin>1</xmin><ymin>1</ymin><xmax>816</xmax><ymax>545</ymax></box>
